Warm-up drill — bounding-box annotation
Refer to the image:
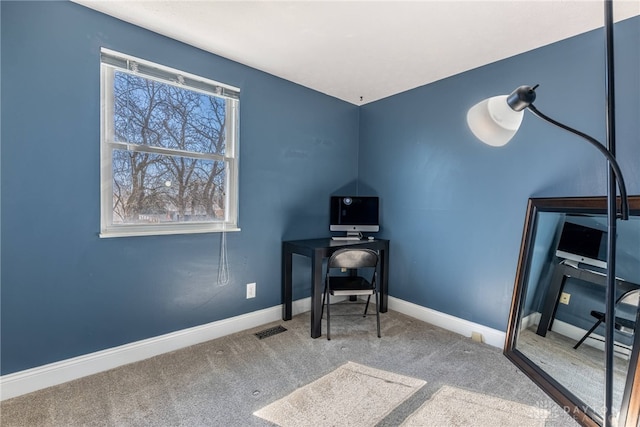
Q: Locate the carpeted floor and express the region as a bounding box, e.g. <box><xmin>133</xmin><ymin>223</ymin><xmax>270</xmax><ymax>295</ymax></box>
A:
<box><xmin>518</xmin><ymin>326</ymin><xmax>629</xmax><ymax>417</ymax></box>
<box><xmin>1</xmin><ymin>305</ymin><xmax>579</xmax><ymax>426</ymax></box>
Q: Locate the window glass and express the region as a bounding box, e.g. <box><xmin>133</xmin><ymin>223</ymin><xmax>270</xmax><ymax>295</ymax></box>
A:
<box><xmin>100</xmin><ymin>49</ymin><xmax>239</xmax><ymax>237</ymax></box>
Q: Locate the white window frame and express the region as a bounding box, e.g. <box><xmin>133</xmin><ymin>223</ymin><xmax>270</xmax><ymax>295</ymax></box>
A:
<box><xmin>100</xmin><ymin>48</ymin><xmax>240</xmax><ymax>238</ymax></box>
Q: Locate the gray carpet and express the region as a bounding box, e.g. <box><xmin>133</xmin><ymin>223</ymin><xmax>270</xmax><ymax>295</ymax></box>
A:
<box><xmin>518</xmin><ymin>327</ymin><xmax>630</xmax><ymax>418</ymax></box>
<box><xmin>1</xmin><ymin>305</ymin><xmax>579</xmax><ymax>426</ymax></box>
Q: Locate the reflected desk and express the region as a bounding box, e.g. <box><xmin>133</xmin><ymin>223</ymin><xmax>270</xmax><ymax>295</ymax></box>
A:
<box><xmin>282</xmin><ymin>238</ymin><xmax>389</xmax><ymax>338</ymax></box>
<box><xmin>536</xmin><ymin>262</ymin><xmax>640</xmax><ymax>337</ymax></box>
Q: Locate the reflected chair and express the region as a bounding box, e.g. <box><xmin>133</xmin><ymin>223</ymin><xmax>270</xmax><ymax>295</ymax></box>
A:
<box><xmin>321</xmin><ymin>248</ymin><xmax>380</xmax><ymax>340</ymax></box>
<box><xmin>573</xmin><ymin>288</ymin><xmax>640</xmax><ymax>350</ymax></box>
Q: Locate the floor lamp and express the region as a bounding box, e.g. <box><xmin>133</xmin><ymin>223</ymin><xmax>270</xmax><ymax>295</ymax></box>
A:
<box><xmin>466</xmin><ymin>1</ymin><xmax>630</xmax><ymax>425</ymax></box>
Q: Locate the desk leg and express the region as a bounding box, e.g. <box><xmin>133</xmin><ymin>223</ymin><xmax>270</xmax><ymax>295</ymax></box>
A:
<box><xmin>536</xmin><ymin>267</ymin><xmax>566</xmax><ymax>336</ymax></box>
<box><xmin>379</xmin><ymin>246</ymin><xmax>389</xmax><ymax>313</ymax></box>
<box><xmin>282</xmin><ymin>244</ymin><xmax>293</xmax><ymax>321</ymax></box>
<box><xmin>310</xmin><ymin>251</ymin><xmax>323</xmax><ymax>338</ymax></box>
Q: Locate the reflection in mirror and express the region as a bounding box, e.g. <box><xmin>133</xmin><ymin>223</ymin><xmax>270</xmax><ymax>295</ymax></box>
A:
<box><xmin>505</xmin><ymin>197</ymin><xmax>640</xmax><ymax>427</ymax></box>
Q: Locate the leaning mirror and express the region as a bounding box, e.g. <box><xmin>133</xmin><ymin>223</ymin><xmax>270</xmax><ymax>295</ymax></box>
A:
<box><xmin>505</xmin><ymin>196</ymin><xmax>640</xmax><ymax>427</ymax></box>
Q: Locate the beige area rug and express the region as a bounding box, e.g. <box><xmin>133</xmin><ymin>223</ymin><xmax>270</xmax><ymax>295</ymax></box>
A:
<box><xmin>400</xmin><ymin>385</ymin><xmax>550</xmax><ymax>427</ymax></box>
<box><xmin>253</xmin><ymin>361</ymin><xmax>426</xmax><ymax>427</ymax></box>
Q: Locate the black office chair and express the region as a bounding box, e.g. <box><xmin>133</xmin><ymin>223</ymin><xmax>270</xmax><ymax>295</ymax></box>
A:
<box><xmin>573</xmin><ymin>288</ymin><xmax>640</xmax><ymax>350</ymax></box>
<box><xmin>321</xmin><ymin>248</ymin><xmax>381</xmax><ymax>340</ymax></box>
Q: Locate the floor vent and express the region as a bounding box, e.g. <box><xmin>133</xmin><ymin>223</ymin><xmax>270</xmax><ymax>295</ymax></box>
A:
<box><xmin>254</xmin><ymin>325</ymin><xmax>288</xmax><ymax>340</ymax></box>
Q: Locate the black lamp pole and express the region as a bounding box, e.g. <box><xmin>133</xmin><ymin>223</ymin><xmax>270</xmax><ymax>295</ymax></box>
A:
<box><xmin>504</xmin><ymin>1</ymin><xmax>624</xmax><ymax>423</ymax></box>
<box><xmin>468</xmin><ymin>0</ymin><xmax>627</xmax><ymax>423</ymax></box>
<box><xmin>603</xmin><ymin>0</ymin><xmax>617</xmax><ymax>425</ymax></box>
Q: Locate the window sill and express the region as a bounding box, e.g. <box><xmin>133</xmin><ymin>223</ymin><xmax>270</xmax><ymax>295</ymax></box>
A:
<box><xmin>99</xmin><ymin>226</ymin><xmax>241</xmax><ymax>238</ymax></box>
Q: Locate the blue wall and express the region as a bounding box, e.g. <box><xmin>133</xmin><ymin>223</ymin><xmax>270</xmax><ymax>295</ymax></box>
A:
<box><xmin>0</xmin><ymin>1</ymin><xmax>358</xmax><ymax>374</ymax></box>
<box><xmin>1</xmin><ymin>1</ymin><xmax>638</xmax><ymax>375</ymax></box>
<box><xmin>359</xmin><ymin>16</ymin><xmax>639</xmax><ymax>331</ymax></box>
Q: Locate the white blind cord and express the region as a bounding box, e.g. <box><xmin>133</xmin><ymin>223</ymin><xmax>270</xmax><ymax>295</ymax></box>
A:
<box><xmin>217</xmin><ymin>222</ymin><xmax>230</xmax><ymax>286</ymax></box>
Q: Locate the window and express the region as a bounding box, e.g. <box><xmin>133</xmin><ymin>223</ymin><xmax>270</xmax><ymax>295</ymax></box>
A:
<box><xmin>100</xmin><ymin>49</ymin><xmax>240</xmax><ymax>237</ymax></box>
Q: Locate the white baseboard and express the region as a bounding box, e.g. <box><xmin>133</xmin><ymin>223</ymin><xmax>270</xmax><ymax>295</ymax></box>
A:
<box><xmin>521</xmin><ymin>312</ymin><xmax>541</xmax><ymax>331</ymax></box>
<box><xmin>1</xmin><ymin>296</ymin><xmax>505</xmax><ymax>401</ymax></box>
<box><xmin>387</xmin><ymin>296</ymin><xmax>506</xmax><ymax>349</ymax></box>
<box><xmin>0</xmin><ymin>298</ymin><xmax>312</xmax><ymax>401</ymax></box>
<box><xmin>550</xmin><ymin>318</ymin><xmax>631</xmax><ymax>358</ymax></box>
<box><xmin>550</xmin><ymin>318</ymin><xmax>592</xmax><ymax>342</ymax></box>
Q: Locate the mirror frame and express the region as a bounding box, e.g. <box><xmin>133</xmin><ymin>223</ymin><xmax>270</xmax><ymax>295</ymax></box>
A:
<box><xmin>504</xmin><ymin>195</ymin><xmax>640</xmax><ymax>427</ymax></box>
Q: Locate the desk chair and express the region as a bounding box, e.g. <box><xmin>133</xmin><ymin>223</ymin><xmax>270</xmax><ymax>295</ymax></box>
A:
<box><xmin>322</xmin><ymin>248</ymin><xmax>380</xmax><ymax>340</ymax></box>
<box><xmin>573</xmin><ymin>288</ymin><xmax>640</xmax><ymax>350</ymax></box>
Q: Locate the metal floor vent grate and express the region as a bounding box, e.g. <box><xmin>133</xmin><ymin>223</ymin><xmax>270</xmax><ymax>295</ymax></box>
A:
<box><xmin>254</xmin><ymin>325</ymin><xmax>288</xmax><ymax>339</ymax></box>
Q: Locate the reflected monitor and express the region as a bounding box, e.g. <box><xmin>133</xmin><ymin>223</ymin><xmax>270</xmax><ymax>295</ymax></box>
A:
<box><xmin>555</xmin><ymin>221</ymin><xmax>607</xmax><ymax>269</ymax></box>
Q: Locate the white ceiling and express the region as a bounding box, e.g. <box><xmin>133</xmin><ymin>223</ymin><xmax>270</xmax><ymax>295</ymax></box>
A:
<box><xmin>73</xmin><ymin>0</ymin><xmax>639</xmax><ymax>105</ymax></box>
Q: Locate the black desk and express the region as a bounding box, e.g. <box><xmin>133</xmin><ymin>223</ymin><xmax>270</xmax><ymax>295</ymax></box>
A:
<box><xmin>536</xmin><ymin>263</ymin><xmax>640</xmax><ymax>337</ymax></box>
<box><xmin>282</xmin><ymin>238</ymin><xmax>389</xmax><ymax>338</ymax></box>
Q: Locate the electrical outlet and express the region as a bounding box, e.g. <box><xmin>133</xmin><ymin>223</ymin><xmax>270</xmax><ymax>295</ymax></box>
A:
<box><xmin>246</xmin><ymin>282</ymin><xmax>256</xmax><ymax>299</ymax></box>
<box><xmin>559</xmin><ymin>292</ymin><xmax>571</xmax><ymax>305</ymax></box>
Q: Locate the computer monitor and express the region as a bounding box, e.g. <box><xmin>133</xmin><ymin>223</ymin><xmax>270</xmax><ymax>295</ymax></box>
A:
<box><xmin>330</xmin><ymin>196</ymin><xmax>379</xmax><ymax>238</ymax></box>
<box><xmin>555</xmin><ymin>221</ymin><xmax>607</xmax><ymax>269</ymax></box>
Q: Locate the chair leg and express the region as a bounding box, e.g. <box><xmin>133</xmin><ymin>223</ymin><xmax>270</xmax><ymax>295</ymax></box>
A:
<box><xmin>574</xmin><ymin>319</ymin><xmax>603</xmax><ymax>349</ymax></box>
<box><xmin>375</xmin><ymin>290</ymin><xmax>381</xmax><ymax>338</ymax></box>
<box><xmin>321</xmin><ymin>284</ymin><xmax>327</xmax><ymax>320</ymax></box>
<box><xmin>326</xmin><ymin>291</ymin><xmax>331</xmax><ymax>341</ymax></box>
<box><xmin>363</xmin><ymin>295</ymin><xmax>372</xmax><ymax>317</ymax></box>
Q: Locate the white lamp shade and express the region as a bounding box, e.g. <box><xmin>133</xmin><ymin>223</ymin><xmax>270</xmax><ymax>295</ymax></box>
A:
<box><xmin>466</xmin><ymin>95</ymin><xmax>524</xmax><ymax>147</ymax></box>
